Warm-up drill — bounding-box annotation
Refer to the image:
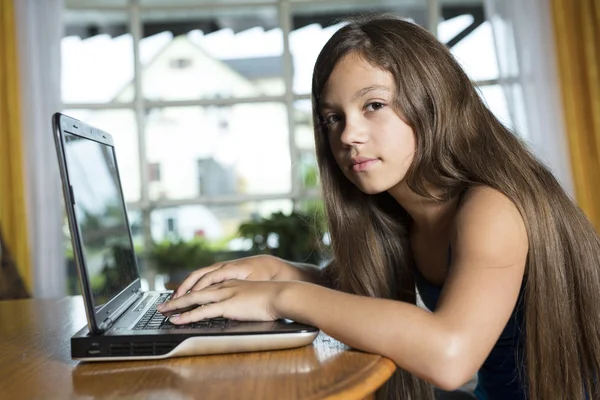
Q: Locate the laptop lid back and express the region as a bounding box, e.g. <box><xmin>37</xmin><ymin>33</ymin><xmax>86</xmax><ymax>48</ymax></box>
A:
<box><xmin>53</xmin><ymin>113</ymin><xmax>141</xmax><ymax>334</ymax></box>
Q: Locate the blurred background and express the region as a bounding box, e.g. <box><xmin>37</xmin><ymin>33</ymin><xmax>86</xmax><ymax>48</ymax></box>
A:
<box><xmin>1</xmin><ymin>0</ymin><xmax>597</xmax><ymax>299</ymax></box>
<box><xmin>61</xmin><ymin>0</ymin><xmax>509</xmax><ymax>294</ymax></box>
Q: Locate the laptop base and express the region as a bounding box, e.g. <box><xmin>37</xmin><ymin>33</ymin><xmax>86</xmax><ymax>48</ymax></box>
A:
<box><xmin>72</xmin><ymin>320</ymin><xmax>319</xmax><ymax>361</ymax></box>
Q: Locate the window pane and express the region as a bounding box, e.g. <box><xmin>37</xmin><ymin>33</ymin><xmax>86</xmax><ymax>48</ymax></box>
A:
<box><xmin>150</xmin><ymin>200</ymin><xmax>293</xmax><ymax>245</ymax></box>
<box><xmin>294</xmin><ymin>100</ymin><xmax>319</xmax><ymax>190</ymax></box>
<box><xmin>141</xmin><ymin>0</ymin><xmax>275</xmax><ymax>4</ymax></box>
<box><xmin>62</xmin><ymin>10</ymin><xmax>134</xmax><ymax>103</ymax></box>
<box><xmin>65</xmin><ymin>0</ymin><xmax>127</xmax><ymax>5</ymax></box>
<box><xmin>441</xmin><ymin>18</ymin><xmax>499</xmax><ymax>82</ymax></box>
<box><xmin>140</xmin><ymin>7</ymin><xmax>283</xmax><ymax>101</ymax></box>
<box><xmin>148</xmin><ymin>199</ymin><xmax>334</xmax><ymax>283</ymax></box>
<box><xmin>145</xmin><ymin>103</ymin><xmax>291</xmax><ymax>201</ymax></box>
<box><xmin>291</xmin><ymin>3</ymin><xmax>429</xmax><ymax>95</ymax></box>
<box><xmin>476</xmin><ymin>84</ymin><xmax>513</xmax><ymax>130</ymax></box>
<box><xmin>437</xmin><ymin>1</ymin><xmax>497</xmax><ymax>81</ymax></box>
<box><xmin>61</xmin><ymin>109</ymin><xmax>141</xmax><ymax>203</ymax></box>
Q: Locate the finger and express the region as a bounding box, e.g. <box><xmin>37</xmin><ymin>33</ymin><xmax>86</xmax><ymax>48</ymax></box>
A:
<box><xmin>169</xmin><ymin>303</ymin><xmax>226</xmax><ymax>325</ymax></box>
<box><xmin>159</xmin><ymin>303</ymin><xmax>199</xmax><ymax>318</ymax></box>
<box><xmin>190</xmin><ymin>265</ymin><xmax>244</xmax><ymax>292</ymax></box>
<box><xmin>213</xmin><ymin>279</ymin><xmax>242</xmax><ymax>288</ymax></box>
<box><xmin>172</xmin><ymin>264</ymin><xmax>223</xmax><ymax>298</ymax></box>
<box><xmin>159</xmin><ymin>287</ymin><xmax>229</xmax><ymax>313</ymax></box>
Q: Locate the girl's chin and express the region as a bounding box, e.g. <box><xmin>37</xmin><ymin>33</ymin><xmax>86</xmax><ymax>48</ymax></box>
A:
<box><xmin>354</xmin><ymin>183</ymin><xmax>389</xmax><ymax>195</ymax></box>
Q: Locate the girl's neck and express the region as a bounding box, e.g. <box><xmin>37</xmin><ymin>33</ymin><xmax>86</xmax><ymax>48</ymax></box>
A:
<box><xmin>388</xmin><ymin>181</ymin><xmax>460</xmax><ymax>235</ymax></box>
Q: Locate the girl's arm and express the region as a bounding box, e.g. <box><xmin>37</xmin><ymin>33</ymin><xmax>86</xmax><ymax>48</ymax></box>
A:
<box><xmin>286</xmin><ymin>261</ymin><xmax>335</xmax><ymax>288</ymax></box>
<box><xmin>276</xmin><ymin>187</ymin><xmax>528</xmax><ymax>391</ymax></box>
<box><xmin>160</xmin><ymin>187</ymin><xmax>526</xmax><ymax>390</ymax></box>
<box><xmin>171</xmin><ymin>256</ymin><xmax>333</xmax><ymax>299</ymax></box>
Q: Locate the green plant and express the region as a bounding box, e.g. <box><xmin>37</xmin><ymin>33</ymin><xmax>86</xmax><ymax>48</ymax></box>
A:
<box><xmin>149</xmin><ymin>239</ymin><xmax>216</xmax><ymax>274</ymax></box>
<box><xmin>238</xmin><ymin>211</ymin><xmax>329</xmax><ymax>264</ymax></box>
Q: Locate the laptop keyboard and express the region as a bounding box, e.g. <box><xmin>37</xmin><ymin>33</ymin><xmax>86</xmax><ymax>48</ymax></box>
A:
<box><xmin>133</xmin><ymin>293</ymin><xmax>230</xmax><ymax>331</ymax></box>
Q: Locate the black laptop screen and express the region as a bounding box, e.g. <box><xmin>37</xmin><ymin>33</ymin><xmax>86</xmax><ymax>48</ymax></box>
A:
<box><xmin>63</xmin><ymin>132</ymin><xmax>138</xmax><ymax>309</ymax></box>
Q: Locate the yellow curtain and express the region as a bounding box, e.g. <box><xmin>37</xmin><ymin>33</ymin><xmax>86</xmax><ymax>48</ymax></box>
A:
<box><xmin>0</xmin><ymin>0</ymin><xmax>32</xmax><ymax>291</ymax></box>
<box><xmin>551</xmin><ymin>0</ymin><xmax>600</xmax><ymax>232</ymax></box>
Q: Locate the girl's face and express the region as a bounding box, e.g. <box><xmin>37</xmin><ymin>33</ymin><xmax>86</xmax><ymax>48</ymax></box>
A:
<box><xmin>319</xmin><ymin>53</ymin><xmax>416</xmax><ymax>195</ymax></box>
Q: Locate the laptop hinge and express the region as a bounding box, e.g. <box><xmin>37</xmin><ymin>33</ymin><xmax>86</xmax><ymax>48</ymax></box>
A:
<box><xmin>98</xmin><ymin>290</ymin><xmax>143</xmax><ymax>331</ymax></box>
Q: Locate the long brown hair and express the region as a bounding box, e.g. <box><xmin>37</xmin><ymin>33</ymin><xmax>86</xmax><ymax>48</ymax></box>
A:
<box><xmin>311</xmin><ymin>14</ymin><xmax>600</xmax><ymax>400</ymax></box>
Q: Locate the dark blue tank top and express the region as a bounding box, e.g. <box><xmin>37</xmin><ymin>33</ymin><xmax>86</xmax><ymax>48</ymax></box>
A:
<box><xmin>414</xmin><ymin>252</ymin><xmax>527</xmax><ymax>400</ymax></box>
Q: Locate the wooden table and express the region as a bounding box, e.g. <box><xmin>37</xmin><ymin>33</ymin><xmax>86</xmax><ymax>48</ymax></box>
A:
<box><xmin>0</xmin><ymin>297</ymin><xmax>396</xmax><ymax>399</ymax></box>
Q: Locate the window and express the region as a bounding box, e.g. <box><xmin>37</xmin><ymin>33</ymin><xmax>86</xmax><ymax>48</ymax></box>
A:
<box><xmin>62</xmin><ymin>0</ymin><xmax>505</xmax><ymax>292</ymax></box>
<box><xmin>438</xmin><ymin>4</ymin><xmax>512</xmax><ymax>129</ymax></box>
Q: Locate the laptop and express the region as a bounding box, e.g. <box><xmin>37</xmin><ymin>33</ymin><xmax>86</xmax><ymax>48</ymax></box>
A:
<box><xmin>52</xmin><ymin>112</ymin><xmax>319</xmax><ymax>361</ymax></box>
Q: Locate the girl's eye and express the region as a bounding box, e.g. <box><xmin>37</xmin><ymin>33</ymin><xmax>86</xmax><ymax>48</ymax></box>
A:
<box><xmin>366</xmin><ymin>102</ymin><xmax>385</xmax><ymax>112</ymax></box>
<box><xmin>321</xmin><ymin>114</ymin><xmax>341</xmax><ymax>125</ymax></box>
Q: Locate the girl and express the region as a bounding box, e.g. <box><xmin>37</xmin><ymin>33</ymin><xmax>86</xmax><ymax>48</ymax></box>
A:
<box><xmin>158</xmin><ymin>14</ymin><xmax>600</xmax><ymax>400</ymax></box>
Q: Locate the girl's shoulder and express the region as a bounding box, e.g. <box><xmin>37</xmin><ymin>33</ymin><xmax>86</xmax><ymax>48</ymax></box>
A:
<box><xmin>452</xmin><ymin>185</ymin><xmax>528</xmax><ymax>257</ymax></box>
<box><xmin>458</xmin><ymin>185</ymin><xmax>517</xmax><ymax>215</ymax></box>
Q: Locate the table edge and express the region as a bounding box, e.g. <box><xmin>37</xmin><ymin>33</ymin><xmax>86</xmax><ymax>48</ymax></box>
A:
<box><xmin>318</xmin><ymin>355</ymin><xmax>397</xmax><ymax>400</ymax></box>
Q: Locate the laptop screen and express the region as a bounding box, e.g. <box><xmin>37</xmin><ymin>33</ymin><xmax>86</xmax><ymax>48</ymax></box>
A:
<box><xmin>63</xmin><ymin>132</ymin><xmax>138</xmax><ymax>310</ymax></box>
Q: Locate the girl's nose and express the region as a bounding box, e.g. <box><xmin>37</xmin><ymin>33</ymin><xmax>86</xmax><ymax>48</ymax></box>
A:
<box><xmin>339</xmin><ymin>119</ymin><xmax>368</xmax><ymax>146</ymax></box>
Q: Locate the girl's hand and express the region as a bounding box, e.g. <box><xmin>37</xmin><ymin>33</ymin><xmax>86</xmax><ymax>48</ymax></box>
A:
<box><xmin>171</xmin><ymin>255</ymin><xmax>299</xmax><ymax>299</ymax></box>
<box><xmin>158</xmin><ymin>280</ymin><xmax>290</xmax><ymax>324</ymax></box>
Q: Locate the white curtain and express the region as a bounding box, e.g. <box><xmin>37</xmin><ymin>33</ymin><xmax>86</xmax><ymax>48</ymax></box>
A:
<box><xmin>483</xmin><ymin>0</ymin><xmax>574</xmax><ymax>196</ymax></box>
<box><xmin>15</xmin><ymin>0</ymin><xmax>66</xmax><ymax>298</ymax></box>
